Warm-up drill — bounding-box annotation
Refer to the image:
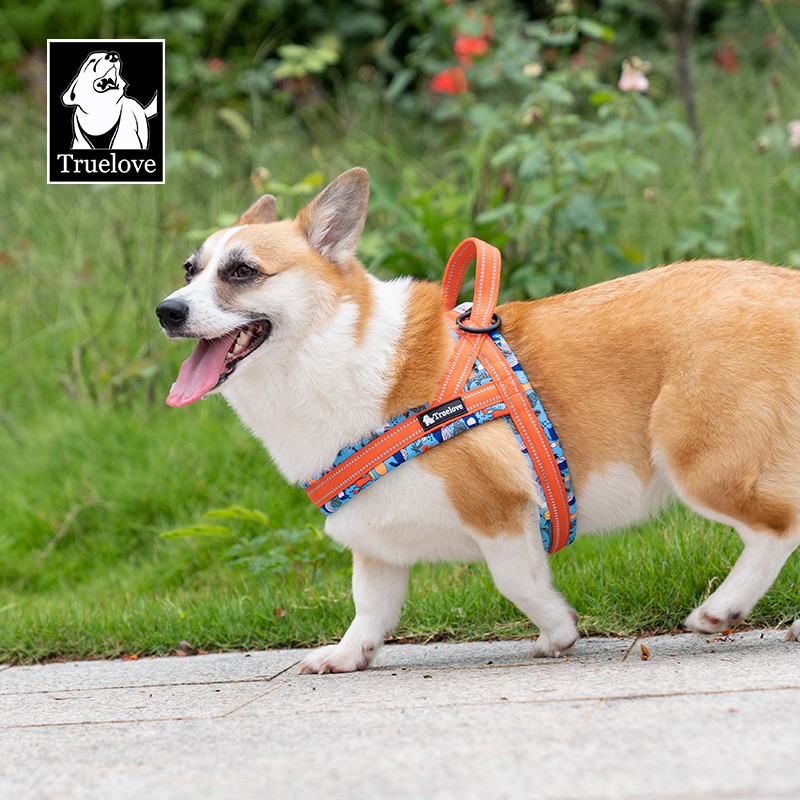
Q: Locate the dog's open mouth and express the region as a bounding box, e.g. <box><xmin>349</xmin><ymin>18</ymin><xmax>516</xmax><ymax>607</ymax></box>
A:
<box><xmin>94</xmin><ymin>67</ymin><xmax>119</xmax><ymax>93</ymax></box>
<box><xmin>166</xmin><ymin>320</ymin><xmax>272</xmax><ymax>408</ymax></box>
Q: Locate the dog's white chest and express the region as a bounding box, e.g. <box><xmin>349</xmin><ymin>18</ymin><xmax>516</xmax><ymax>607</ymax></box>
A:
<box><xmin>324</xmin><ymin>460</ymin><xmax>483</xmax><ymax>565</ymax></box>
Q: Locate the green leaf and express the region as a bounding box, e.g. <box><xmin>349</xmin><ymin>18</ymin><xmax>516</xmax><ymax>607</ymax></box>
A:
<box><xmin>278</xmin><ymin>44</ymin><xmax>308</xmax><ymax>60</ymax></box>
<box><xmin>620</xmin><ymin>243</ymin><xmax>644</xmax><ymax>264</ymax></box>
<box><xmin>160</xmin><ymin>524</ymin><xmax>230</xmax><ymax>539</ymax></box>
<box><xmin>203</xmin><ymin>506</ymin><xmax>270</xmax><ymax>526</ymax></box>
<box><xmin>523</xmin><ymin>272</ymin><xmax>556</xmax><ymax>298</ymax></box>
<box><xmin>562</xmin><ymin>193</ymin><xmax>606</xmax><ymax>235</ymax></box>
<box><xmin>664</xmin><ymin>120</ymin><xmax>695</xmax><ymax>147</ymax></box>
<box><xmin>785</xmin><ymin>250</ymin><xmax>800</xmax><ymax>268</ymax></box>
<box><xmin>589</xmin><ymin>91</ymin><xmax>614</xmax><ymax>107</ymax></box>
<box><xmin>576</xmin><ymin>19</ymin><xmax>615</xmax><ymax>42</ymax></box>
<box><xmin>164</xmin><ymin>149</ymin><xmax>222</xmax><ymax>178</ymax></box>
<box><xmin>519</xmin><ymin>148</ymin><xmax>548</xmax><ymax>180</ymax></box>
<box><xmin>474</xmin><ymin>203</ymin><xmax>517</xmax><ymax>225</ymax></box>
<box><xmin>174</xmin><ymin>8</ymin><xmax>206</xmax><ymax>34</ymax></box>
<box><xmin>544</xmin><ymin>30</ymin><xmax>577</xmax><ymax>47</ymax></box>
<box><xmin>385</xmin><ymin>68</ymin><xmax>416</xmax><ymax>103</ymax></box>
<box><xmin>621</xmin><ymin>155</ymin><xmax>660</xmax><ymax>181</ymax></box>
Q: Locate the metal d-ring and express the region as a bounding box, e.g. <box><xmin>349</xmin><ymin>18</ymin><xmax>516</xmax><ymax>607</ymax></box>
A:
<box><xmin>455</xmin><ymin>308</ymin><xmax>502</xmax><ymax>334</ymax></box>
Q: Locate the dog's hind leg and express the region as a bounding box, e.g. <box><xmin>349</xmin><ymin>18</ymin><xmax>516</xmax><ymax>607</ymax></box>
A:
<box><xmin>684</xmin><ymin>523</ymin><xmax>800</xmax><ymax>634</ymax></box>
<box><xmin>298</xmin><ymin>551</ymin><xmax>409</xmax><ymax>674</ymax></box>
<box><xmin>476</xmin><ymin>531</ymin><xmax>579</xmax><ymax>658</ymax></box>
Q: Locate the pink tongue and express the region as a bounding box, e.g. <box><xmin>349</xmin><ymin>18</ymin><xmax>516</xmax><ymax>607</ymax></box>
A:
<box><xmin>166</xmin><ymin>331</ymin><xmax>238</xmax><ymax>408</ymax></box>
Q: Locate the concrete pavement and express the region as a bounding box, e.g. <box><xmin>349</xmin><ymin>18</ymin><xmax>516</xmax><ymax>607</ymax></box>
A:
<box><xmin>0</xmin><ymin>629</ymin><xmax>798</xmax><ymax>800</ymax></box>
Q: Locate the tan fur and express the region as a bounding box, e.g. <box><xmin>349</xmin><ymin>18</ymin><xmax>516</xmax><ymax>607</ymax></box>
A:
<box><xmin>225</xmin><ymin>223</ymin><xmax>374</xmax><ymax>336</ymax></box>
<box><xmin>236</xmin><ymin>195</ymin><xmax>277</xmax><ymax>226</ymax></box>
<box><xmin>404</xmin><ymin>259</ymin><xmax>800</xmax><ymax>538</ymax></box>
<box><xmin>383</xmin><ymin>282</ymin><xmax>452</xmax><ymax>418</ymax></box>
<box><xmin>341</xmin><ymin>264</ymin><xmax>375</xmax><ymax>343</ymax></box>
<box><xmin>423</xmin><ymin>422</ymin><xmax>534</xmax><ymax>537</ymax></box>
<box><xmin>228</xmin><ymin>211</ymin><xmax>800</xmax><ymax>541</ymax></box>
<box><xmin>229</xmin><ymin>222</ymin><xmax>334</xmax><ymax>278</ymax></box>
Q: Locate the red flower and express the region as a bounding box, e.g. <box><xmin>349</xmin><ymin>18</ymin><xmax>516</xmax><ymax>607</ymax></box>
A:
<box><xmin>714</xmin><ymin>46</ymin><xmax>739</xmax><ymax>74</ymax></box>
<box><xmin>454</xmin><ymin>34</ymin><xmax>489</xmax><ymax>65</ymax></box>
<box><xmin>430</xmin><ymin>66</ymin><xmax>468</xmax><ymax>94</ymax></box>
<box><xmin>207</xmin><ymin>58</ymin><xmax>226</xmax><ymax>73</ymax></box>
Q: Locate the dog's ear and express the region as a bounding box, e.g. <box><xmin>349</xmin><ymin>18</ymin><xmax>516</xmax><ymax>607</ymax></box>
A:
<box><xmin>237</xmin><ymin>195</ymin><xmax>277</xmax><ymax>226</ymax></box>
<box><xmin>297</xmin><ymin>168</ymin><xmax>369</xmax><ymax>264</ymax></box>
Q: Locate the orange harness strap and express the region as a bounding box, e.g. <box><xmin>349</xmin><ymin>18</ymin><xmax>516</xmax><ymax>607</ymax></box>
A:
<box><xmin>303</xmin><ymin>238</ymin><xmax>576</xmax><ymax>553</ymax></box>
<box><xmin>437</xmin><ymin>239</ymin><xmax>572</xmax><ymax>552</ymax></box>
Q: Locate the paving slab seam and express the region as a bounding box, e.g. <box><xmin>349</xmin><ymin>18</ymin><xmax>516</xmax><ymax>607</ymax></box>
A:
<box><xmin>0</xmin><ymin>662</ymin><xmax>303</xmax><ymax>698</ymax></box>
<box><xmin>223</xmin><ymin>682</ymin><xmax>800</xmax><ymax>721</ymax></box>
<box><xmin>566</xmin><ymin>697</ymin><xmax>606</xmax><ymax>745</ymax></box>
<box><xmin>1</xmin><ymin>714</ymin><xmax>227</xmax><ymax>731</ymax></box>
<box><xmin>624</xmin><ymin>789</ymin><xmax>800</xmax><ymax>800</ymax></box>
<box><xmin>218</xmin><ymin>662</ymin><xmax>301</xmax><ymax>718</ymax></box>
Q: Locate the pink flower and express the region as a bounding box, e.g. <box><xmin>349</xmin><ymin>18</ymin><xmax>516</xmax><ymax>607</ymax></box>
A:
<box><xmin>788</xmin><ymin>120</ymin><xmax>800</xmax><ymax>149</ymax></box>
<box><xmin>618</xmin><ymin>58</ymin><xmax>650</xmax><ymax>93</ymax></box>
<box><xmin>207</xmin><ymin>58</ymin><xmax>225</xmax><ymax>73</ymax></box>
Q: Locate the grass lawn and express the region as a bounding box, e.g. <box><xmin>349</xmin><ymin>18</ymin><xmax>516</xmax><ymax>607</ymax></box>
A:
<box><xmin>1</xmin><ymin>54</ymin><xmax>799</xmax><ymax>663</ymax></box>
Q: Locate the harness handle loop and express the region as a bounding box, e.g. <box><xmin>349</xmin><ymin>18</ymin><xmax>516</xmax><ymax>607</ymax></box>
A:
<box><xmin>440</xmin><ymin>238</ymin><xmax>502</xmax><ymax>329</ymax></box>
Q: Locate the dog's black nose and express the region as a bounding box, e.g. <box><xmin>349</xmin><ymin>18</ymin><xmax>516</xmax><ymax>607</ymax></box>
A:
<box><xmin>156</xmin><ymin>298</ymin><xmax>189</xmax><ymax>328</ymax></box>
<box><xmin>107</xmin><ymin>51</ymin><xmax>120</xmax><ymax>62</ymax></box>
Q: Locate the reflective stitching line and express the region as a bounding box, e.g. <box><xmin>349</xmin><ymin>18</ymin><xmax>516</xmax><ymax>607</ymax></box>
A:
<box><xmin>309</xmin><ymin>389</ymin><xmax>504</xmax><ymax>507</ymax></box>
<box><xmin>307</xmin><ymin>383</ymin><xmax>502</xmax><ymax>502</ymax></box>
<box><xmin>479</xmin><ymin>343</ymin><xmax>569</xmax><ymax>550</ymax></box>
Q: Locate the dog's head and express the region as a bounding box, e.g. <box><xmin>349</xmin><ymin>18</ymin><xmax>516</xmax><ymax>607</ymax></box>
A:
<box><xmin>156</xmin><ymin>167</ymin><xmax>370</xmax><ymax>407</ymax></box>
<box><xmin>62</xmin><ymin>51</ymin><xmax>127</xmax><ymax>116</ymax></box>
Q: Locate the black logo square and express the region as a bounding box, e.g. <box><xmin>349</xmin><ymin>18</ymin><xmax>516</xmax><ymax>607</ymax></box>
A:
<box><xmin>47</xmin><ymin>39</ymin><xmax>165</xmax><ymax>185</ymax></box>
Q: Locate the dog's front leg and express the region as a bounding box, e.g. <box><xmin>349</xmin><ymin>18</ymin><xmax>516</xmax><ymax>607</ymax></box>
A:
<box><xmin>477</xmin><ymin>531</ymin><xmax>579</xmax><ymax>658</ymax></box>
<box><xmin>298</xmin><ymin>550</ymin><xmax>409</xmax><ymax>674</ymax></box>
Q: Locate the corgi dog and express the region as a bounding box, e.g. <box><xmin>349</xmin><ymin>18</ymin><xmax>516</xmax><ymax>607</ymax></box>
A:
<box><xmin>157</xmin><ymin>168</ymin><xmax>800</xmax><ymax>673</ymax></box>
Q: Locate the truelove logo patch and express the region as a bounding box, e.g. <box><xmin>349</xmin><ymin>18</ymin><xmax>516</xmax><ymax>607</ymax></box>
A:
<box><xmin>47</xmin><ymin>39</ymin><xmax>165</xmax><ymax>184</ymax></box>
<box><xmin>418</xmin><ymin>398</ymin><xmax>468</xmax><ymax>431</ymax></box>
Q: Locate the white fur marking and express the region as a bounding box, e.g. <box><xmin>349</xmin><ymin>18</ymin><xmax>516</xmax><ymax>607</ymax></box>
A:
<box><xmin>476</xmin><ymin>533</ymin><xmax>578</xmax><ymax>657</ymax></box>
<box><xmin>223</xmin><ymin>274</ymin><xmax>414</xmax><ymax>482</ymax></box>
<box><xmin>577</xmin><ymin>461</ymin><xmax>672</xmax><ymax>535</ymax></box>
<box><xmin>161</xmin><ymin>226</ymin><xmax>250</xmax><ymax>339</ymax></box>
<box><xmin>685</xmin><ymin>526</ymin><xmax>800</xmax><ymax>633</ymax></box>
<box><xmin>325</xmin><ymin>460</ymin><xmax>483</xmax><ymax>565</ymax></box>
<box><xmin>298</xmin><ymin>552</ymin><xmax>409</xmax><ymax>673</ymax></box>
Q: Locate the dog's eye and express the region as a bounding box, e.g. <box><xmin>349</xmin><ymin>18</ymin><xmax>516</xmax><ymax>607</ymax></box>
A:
<box><xmin>231</xmin><ymin>264</ymin><xmax>259</xmax><ymax>280</ymax></box>
<box><xmin>183</xmin><ymin>262</ymin><xmax>196</xmax><ymax>283</ymax></box>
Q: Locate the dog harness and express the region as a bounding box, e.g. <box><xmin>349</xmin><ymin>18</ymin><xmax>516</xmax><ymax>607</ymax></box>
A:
<box><xmin>302</xmin><ymin>238</ymin><xmax>577</xmax><ymax>554</ymax></box>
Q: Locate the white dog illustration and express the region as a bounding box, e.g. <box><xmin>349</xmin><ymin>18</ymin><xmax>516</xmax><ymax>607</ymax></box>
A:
<box><xmin>61</xmin><ymin>50</ymin><xmax>157</xmax><ymax>150</ymax></box>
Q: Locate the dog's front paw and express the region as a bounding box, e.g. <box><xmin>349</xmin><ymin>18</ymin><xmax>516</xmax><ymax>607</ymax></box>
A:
<box><xmin>684</xmin><ymin>605</ymin><xmax>744</xmax><ymax>634</ymax></box>
<box><xmin>297</xmin><ymin>641</ymin><xmax>376</xmax><ymax>674</ymax></box>
<box><xmin>531</xmin><ymin>620</ymin><xmax>579</xmax><ymax>658</ymax></box>
<box><xmin>786</xmin><ymin>620</ymin><xmax>800</xmax><ymax>642</ymax></box>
